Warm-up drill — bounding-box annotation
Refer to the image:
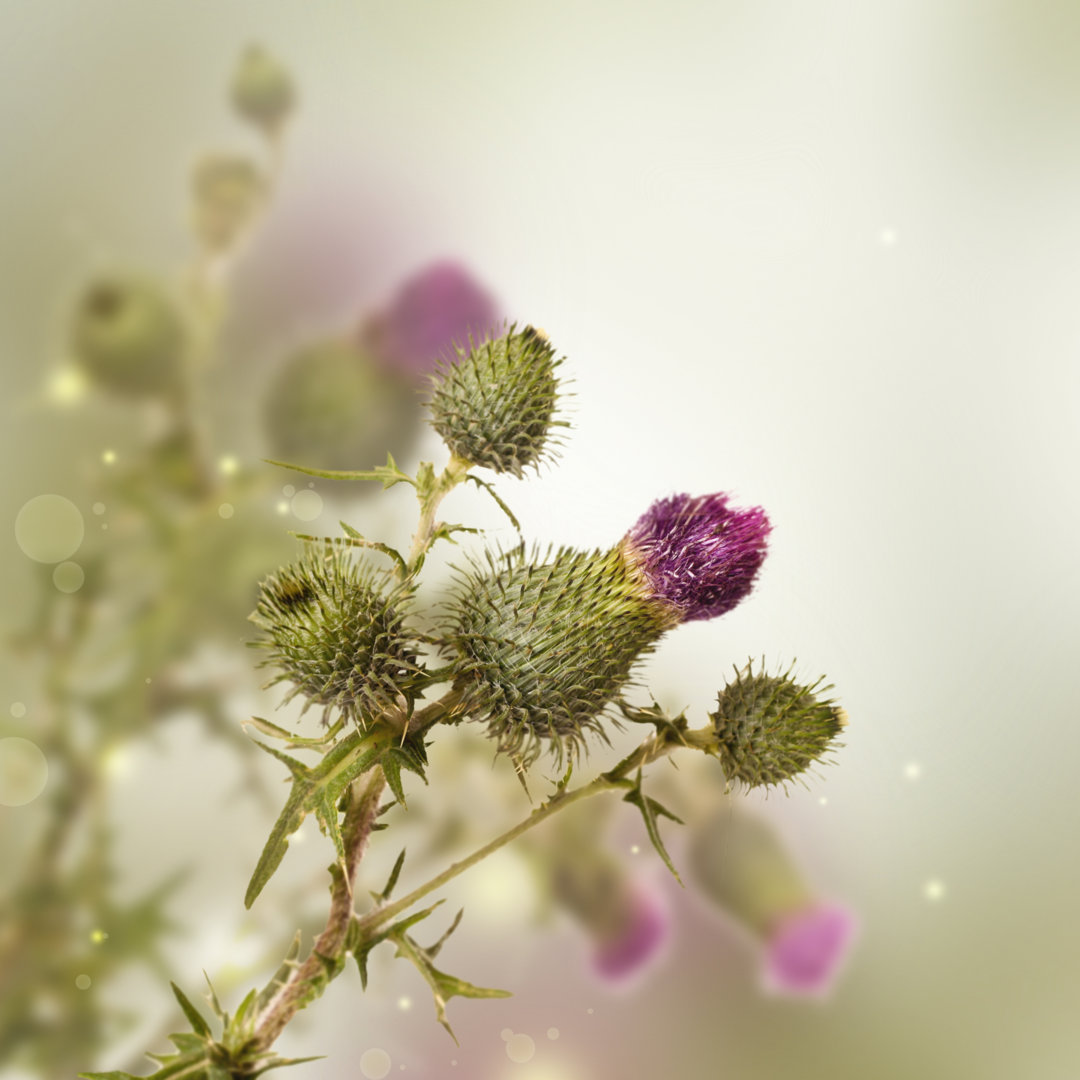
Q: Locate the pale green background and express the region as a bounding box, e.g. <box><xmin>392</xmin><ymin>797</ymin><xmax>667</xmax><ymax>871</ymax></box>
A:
<box><xmin>2</xmin><ymin>2</ymin><xmax>1079</xmax><ymax>1078</ymax></box>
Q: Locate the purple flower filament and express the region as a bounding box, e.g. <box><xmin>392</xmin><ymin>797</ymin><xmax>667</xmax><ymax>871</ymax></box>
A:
<box><xmin>623</xmin><ymin>493</ymin><xmax>771</xmax><ymax>622</ymax></box>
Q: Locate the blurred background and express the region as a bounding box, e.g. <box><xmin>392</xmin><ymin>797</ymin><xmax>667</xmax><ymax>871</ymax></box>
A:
<box><xmin>2</xmin><ymin>2</ymin><xmax>1079</xmax><ymax>1078</ymax></box>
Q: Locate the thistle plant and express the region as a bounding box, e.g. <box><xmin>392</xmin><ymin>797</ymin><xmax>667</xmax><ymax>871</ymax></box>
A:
<box><xmin>77</xmin><ymin>316</ymin><xmax>849</xmax><ymax>1078</ymax></box>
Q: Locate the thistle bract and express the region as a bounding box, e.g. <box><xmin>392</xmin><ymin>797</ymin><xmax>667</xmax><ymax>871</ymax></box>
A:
<box><xmin>710</xmin><ymin>663</ymin><xmax>845</xmax><ymax>789</ymax></box>
<box><xmin>70</xmin><ymin>276</ymin><xmax>185</xmax><ymax>397</ymax></box>
<box><xmin>446</xmin><ymin>546</ymin><xmax>676</xmax><ymax>763</ymax></box>
<box><xmin>231</xmin><ymin>45</ymin><xmax>295</xmax><ymax>134</ymax></box>
<box><xmin>262</xmin><ymin>340</ymin><xmax>419</xmax><ymax>471</ymax></box>
<box><xmin>622</xmin><ymin>492</ymin><xmax>771</xmax><ymax>623</ymax></box>
<box><xmin>429</xmin><ymin>325</ymin><xmax>563</xmax><ymax>478</ymax></box>
<box><xmin>251</xmin><ymin>549</ymin><xmax>425</xmax><ymax>724</ymax></box>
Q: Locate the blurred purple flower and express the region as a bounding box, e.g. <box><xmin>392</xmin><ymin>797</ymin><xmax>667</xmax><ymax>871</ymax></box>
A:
<box><xmin>360</xmin><ymin>260</ymin><xmax>501</xmax><ymax>378</ymax></box>
<box><xmin>762</xmin><ymin>902</ymin><xmax>857</xmax><ymax>998</ymax></box>
<box><xmin>591</xmin><ymin>883</ymin><xmax>669</xmax><ymax>982</ymax></box>
<box><xmin>622</xmin><ymin>492</ymin><xmax>771</xmax><ymax>622</ymax></box>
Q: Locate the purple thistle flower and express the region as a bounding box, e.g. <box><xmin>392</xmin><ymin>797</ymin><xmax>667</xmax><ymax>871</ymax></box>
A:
<box><xmin>591</xmin><ymin>882</ymin><xmax>669</xmax><ymax>982</ymax></box>
<box><xmin>622</xmin><ymin>492</ymin><xmax>771</xmax><ymax>622</ymax></box>
<box><xmin>762</xmin><ymin>902</ymin><xmax>857</xmax><ymax>998</ymax></box>
<box><xmin>360</xmin><ymin>260</ymin><xmax>500</xmax><ymax>377</ymax></box>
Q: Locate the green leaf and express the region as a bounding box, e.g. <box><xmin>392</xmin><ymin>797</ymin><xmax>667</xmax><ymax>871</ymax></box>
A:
<box><xmin>263</xmin><ymin>452</ymin><xmax>414</xmax><ymax>489</ymax></box>
<box><xmin>415</xmin><ymin>461</ymin><xmax>437</xmax><ymax>499</ymax></box>
<box><xmin>371</xmin><ymin>848</ymin><xmax>406</xmax><ymax>904</ymax></box>
<box><xmin>347</xmin><ymin>901</ymin><xmax>443</xmax><ymax>990</ymax></box>
<box><xmin>381</xmin><ymin>733</ymin><xmax>428</xmax><ymax>809</ymax></box>
<box><xmin>465</xmin><ymin>474</ymin><xmax>521</xmax><ymax>531</ymax></box>
<box><xmin>255</xmin><ymin>930</ymin><xmax>303</xmax><ymax>1013</ymax></box>
<box><xmin>623</xmin><ymin>772</ymin><xmax>684</xmax><ymax>885</ymax></box>
<box><xmin>170</xmin><ymin>982</ymin><xmax>211</xmax><ymax>1038</ymax></box>
<box><xmin>288</xmin><ymin>524</ymin><xmax>408</xmax><ymax>577</ymax></box>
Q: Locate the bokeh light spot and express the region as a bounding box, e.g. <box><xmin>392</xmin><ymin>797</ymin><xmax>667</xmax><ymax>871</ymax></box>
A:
<box><xmin>10</xmin><ymin>702</ymin><xmax>27</xmax><ymax>718</ymax></box>
<box><xmin>102</xmin><ymin>449</ymin><xmax>116</xmax><ymax>465</ymax></box>
<box><xmin>904</xmin><ymin>761</ymin><xmax>922</xmax><ymax>781</ymax></box>
<box><xmin>0</xmin><ymin>737</ymin><xmax>49</xmax><ymax>806</ymax></box>
<box><xmin>219</xmin><ymin>455</ymin><xmax>239</xmax><ymax>475</ymax></box>
<box><xmin>923</xmin><ymin>879</ymin><xmax>946</xmax><ymax>902</ymax></box>
<box><xmin>92</xmin><ymin>502</ymin><xmax>106</xmax><ymax>515</ymax></box>
<box><xmin>75</xmin><ymin>974</ymin><xmax>92</xmax><ymax>991</ymax></box>
<box><xmin>506</xmin><ymin>1034</ymin><xmax>535</xmax><ymax>1063</ymax></box>
<box><xmin>283</xmin><ymin>484</ymin><xmax>296</xmax><ymax>497</ymax></box>
<box><xmin>53</xmin><ymin>561</ymin><xmax>85</xmax><ymax>593</ymax></box>
<box><xmin>547</xmin><ymin>1028</ymin><xmax>559</xmax><ymax>1040</ymax></box>
<box><xmin>360</xmin><ymin>1048</ymin><xmax>391</xmax><ymax>1079</ymax></box>
<box><xmin>47</xmin><ymin>365</ymin><xmax>88</xmax><ymax>406</ymax></box>
<box><xmin>291</xmin><ymin>490</ymin><xmax>323</xmax><ymax>521</ymax></box>
<box><xmin>15</xmin><ymin>495</ymin><xmax>84</xmax><ymax>563</ymax></box>
<box><xmin>219</xmin><ymin>503</ymin><xmax>235</xmax><ymax>520</ymax></box>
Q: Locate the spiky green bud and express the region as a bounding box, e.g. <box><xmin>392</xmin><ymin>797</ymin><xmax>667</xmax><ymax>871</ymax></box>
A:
<box><xmin>191</xmin><ymin>154</ymin><xmax>264</xmax><ymax>252</ymax></box>
<box><xmin>262</xmin><ymin>340</ymin><xmax>420</xmax><ymax>471</ymax></box>
<box><xmin>709</xmin><ymin>662</ymin><xmax>845</xmax><ymax>789</ymax></box>
<box><xmin>251</xmin><ymin>549</ymin><xmax>425</xmax><ymax>724</ymax></box>
<box><xmin>429</xmin><ymin>325</ymin><xmax>564</xmax><ymax>478</ymax></box>
<box><xmin>70</xmin><ymin>275</ymin><xmax>185</xmax><ymax>397</ymax></box>
<box><xmin>445</xmin><ymin>546</ymin><xmax>676</xmax><ymax>763</ymax></box>
<box><xmin>230</xmin><ymin>45</ymin><xmax>295</xmax><ymax>136</ymax></box>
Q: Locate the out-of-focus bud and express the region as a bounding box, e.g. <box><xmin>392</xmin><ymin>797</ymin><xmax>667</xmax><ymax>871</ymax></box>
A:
<box><xmin>70</xmin><ymin>275</ymin><xmax>186</xmax><ymax>397</ymax></box>
<box><xmin>688</xmin><ymin>805</ymin><xmax>856</xmax><ymax>997</ymax></box>
<box><xmin>446</xmin><ymin>545</ymin><xmax>677</xmax><ymax>764</ymax></box>
<box><xmin>190</xmin><ymin>154</ymin><xmax>265</xmax><ymax>252</ymax></box>
<box><xmin>621</xmin><ymin>492</ymin><xmax>771</xmax><ymax>623</ymax></box>
<box><xmin>262</xmin><ymin>340</ymin><xmax>420</xmax><ymax>471</ymax></box>
<box><xmin>250</xmin><ymin>549</ymin><xmax>425</xmax><ymax>724</ymax></box>
<box><xmin>360</xmin><ymin>261</ymin><xmax>501</xmax><ymax>378</ymax></box>
<box><xmin>429</xmin><ymin>325</ymin><xmax>564</xmax><ymax>478</ymax></box>
<box><xmin>230</xmin><ymin>45</ymin><xmax>295</xmax><ymax>137</ymax></box>
<box><xmin>710</xmin><ymin>662</ymin><xmax>845</xmax><ymax>790</ymax></box>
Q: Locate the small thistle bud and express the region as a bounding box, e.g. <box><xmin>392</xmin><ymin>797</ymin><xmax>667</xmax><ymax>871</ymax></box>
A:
<box><xmin>710</xmin><ymin>663</ymin><xmax>845</xmax><ymax>789</ymax></box>
<box><xmin>262</xmin><ymin>340</ymin><xmax>420</xmax><ymax>471</ymax></box>
<box><xmin>688</xmin><ymin>806</ymin><xmax>856</xmax><ymax>997</ymax></box>
<box><xmin>621</xmin><ymin>492</ymin><xmax>771</xmax><ymax>623</ymax></box>
<box><xmin>230</xmin><ymin>45</ymin><xmax>295</xmax><ymax>136</ymax></box>
<box><xmin>190</xmin><ymin>154</ymin><xmax>264</xmax><ymax>252</ymax></box>
<box><xmin>360</xmin><ymin>261</ymin><xmax>501</xmax><ymax>378</ymax></box>
<box><xmin>251</xmin><ymin>549</ymin><xmax>425</xmax><ymax>724</ymax></box>
<box><xmin>70</xmin><ymin>275</ymin><xmax>185</xmax><ymax>397</ymax></box>
<box><xmin>429</xmin><ymin>325</ymin><xmax>564</xmax><ymax>478</ymax></box>
<box><xmin>446</xmin><ymin>545</ymin><xmax>677</xmax><ymax>763</ymax></box>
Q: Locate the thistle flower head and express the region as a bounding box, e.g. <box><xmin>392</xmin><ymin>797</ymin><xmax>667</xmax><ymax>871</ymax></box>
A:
<box><xmin>70</xmin><ymin>275</ymin><xmax>185</xmax><ymax>398</ymax></box>
<box><xmin>763</xmin><ymin>902</ymin><xmax>857</xmax><ymax>998</ymax></box>
<box><xmin>591</xmin><ymin>883</ymin><xmax>668</xmax><ymax>982</ymax></box>
<box><xmin>710</xmin><ymin>662</ymin><xmax>845</xmax><ymax>790</ymax></box>
<box><xmin>429</xmin><ymin>325</ymin><xmax>565</xmax><ymax>478</ymax></box>
<box><xmin>262</xmin><ymin>340</ymin><xmax>419</xmax><ymax>471</ymax></box>
<box><xmin>445</xmin><ymin>545</ymin><xmax>675</xmax><ymax>764</ymax></box>
<box><xmin>622</xmin><ymin>492</ymin><xmax>771</xmax><ymax>623</ymax></box>
<box><xmin>251</xmin><ymin>549</ymin><xmax>425</xmax><ymax>724</ymax></box>
<box><xmin>361</xmin><ymin>261</ymin><xmax>500</xmax><ymax>377</ymax></box>
<box><xmin>230</xmin><ymin>44</ymin><xmax>295</xmax><ymax>135</ymax></box>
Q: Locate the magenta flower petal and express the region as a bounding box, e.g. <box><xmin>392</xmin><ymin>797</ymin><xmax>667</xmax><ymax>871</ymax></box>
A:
<box><xmin>623</xmin><ymin>492</ymin><xmax>771</xmax><ymax>622</ymax></box>
<box><xmin>592</xmin><ymin>885</ymin><xmax>669</xmax><ymax>981</ymax></box>
<box><xmin>362</xmin><ymin>260</ymin><xmax>500</xmax><ymax>377</ymax></box>
<box><xmin>762</xmin><ymin>903</ymin><xmax>857</xmax><ymax>998</ymax></box>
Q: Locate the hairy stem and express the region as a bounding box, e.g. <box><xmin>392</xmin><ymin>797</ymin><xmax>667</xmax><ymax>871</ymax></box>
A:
<box><xmin>405</xmin><ymin>454</ymin><xmax>472</xmax><ymax>574</ymax></box>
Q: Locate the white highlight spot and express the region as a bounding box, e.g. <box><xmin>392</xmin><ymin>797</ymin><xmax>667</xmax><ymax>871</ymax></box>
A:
<box><xmin>630</xmin><ymin>845</ymin><xmax>640</xmax><ymax>855</ymax></box>
<box><xmin>47</xmin><ymin>366</ymin><xmax>88</xmax><ymax>406</ymax></box>
<box><xmin>904</xmin><ymin>761</ymin><xmax>922</xmax><ymax>781</ymax></box>
<box><xmin>102</xmin><ymin>449</ymin><xmax>116</xmax><ymax>465</ymax></box>
<box><xmin>506</xmin><ymin>1034</ymin><xmax>535</xmax><ymax>1063</ymax></box>
<box><xmin>218</xmin><ymin>503</ymin><xmax>235</xmax><ymax>520</ymax></box>
<box><xmin>53</xmin><ymin>561</ymin><xmax>85</xmax><ymax>593</ymax></box>
<box><xmin>397</xmin><ymin>996</ymin><xmax>412</xmax><ymax>1011</ymax></box>
<box><xmin>10</xmin><ymin>702</ymin><xmax>27</xmax><ymax>718</ymax></box>
<box><xmin>819</xmin><ymin>796</ymin><xmax>828</xmax><ymax>806</ymax></box>
<box><xmin>276</xmin><ymin>500</ymin><xmax>289</xmax><ymax>515</ymax></box>
<box><xmin>15</xmin><ymin>495</ymin><xmax>84</xmax><ymax>563</ymax></box>
<box><xmin>879</xmin><ymin>227</ymin><xmax>897</xmax><ymax>246</ymax></box>
<box><xmin>291</xmin><ymin>489</ymin><xmax>323</xmax><ymax>522</ymax></box>
<box><xmin>75</xmin><ymin>974</ymin><xmax>92</xmax><ymax>991</ymax></box>
<box><xmin>360</xmin><ymin>1048</ymin><xmax>391</xmax><ymax>1079</ymax></box>
<box><xmin>218</xmin><ymin>456</ymin><xmax>239</xmax><ymax>476</ymax></box>
<box><xmin>0</xmin><ymin>738</ymin><xmax>49</xmax><ymax>806</ymax></box>
<box><xmin>923</xmin><ymin>878</ymin><xmax>946</xmax><ymax>902</ymax></box>
<box><xmin>283</xmin><ymin>484</ymin><xmax>296</xmax><ymax>497</ymax></box>
<box><xmin>547</xmin><ymin>1027</ymin><xmax>559</xmax><ymax>1040</ymax></box>
<box><xmin>92</xmin><ymin>502</ymin><xmax>105</xmax><ymax>515</ymax></box>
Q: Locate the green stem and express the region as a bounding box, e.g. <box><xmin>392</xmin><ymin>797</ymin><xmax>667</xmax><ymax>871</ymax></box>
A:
<box><xmin>405</xmin><ymin>454</ymin><xmax>472</xmax><ymax>575</ymax></box>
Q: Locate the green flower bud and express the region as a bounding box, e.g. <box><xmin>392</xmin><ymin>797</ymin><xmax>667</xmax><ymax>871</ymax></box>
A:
<box><xmin>429</xmin><ymin>325</ymin><xmax>564</xmax><ymax>478</ymax></box>
<box><xmin>251</xmin><ymin>549</ymin><xmax>425</xmax><ymax>724</ymax></box>
<box><xmin>70</xmin><ymin>275</ymin><xmax>185</xmax><ymax>397</ymax></box>
<box><xmin>190</xmin><ymin>154</ymin><xmax>264</xmax><ymax>252</ymax></box>
<box><xmin>446</xmin><ymin>545</ymin><xmax>677</xmax><ymax>764</ymax></box>
<box><xmin>709</xmin><ymin>663</ymin><xmax>845</xmax><ymax>790</ymax></box>
<box><xmin>262</xmin><ymin>340</ymin><xmax>421</xmax><ymax>471</ymax></box>
<box><xmin>230</xmin><ymin>45</ymin><xmax>295</xmax><ymax>135</ymax></box>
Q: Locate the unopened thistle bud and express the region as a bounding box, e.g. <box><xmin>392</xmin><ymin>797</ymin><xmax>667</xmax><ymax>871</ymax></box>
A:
<box><xmin>710</xmin><ymin>662</ymin><xmax>845</xmax><ymax>789</ymax></box>
<box><xmin>70</xmin><ymin>276</ymin><xmax>185</xmax><ymax>397</ymax></box>
<box><xmin>191</xmin><ymin>154</ymin><xmax>264</xmax><ymax>252</ymax></box>
<box><xmin>688</xmin><ymin>806</ymin><xmax>856</xmax><ymax>997</ymax></box>
<box><xmin>262</xmin><ymin>341</ymin><xmax>420</xmax><ymax>471</ymax></box>
<box><xmin>429</xmin><ymin>325</ymin><xmax>563</xmax><ymax>478</ymax></box>
<box><xmin>360</xmin><ymin>261</ymin><xmax>501</xmax><ymax>378</ymax></box>
<box><xmin>230</xmin><ymin>45</ymin><xmax>295</xmax><ymax>136</ymax></box>
<box><xmin>251</xmin><ymin>549</ymin><xmax>425</xmax><ymax>724</ymax></box>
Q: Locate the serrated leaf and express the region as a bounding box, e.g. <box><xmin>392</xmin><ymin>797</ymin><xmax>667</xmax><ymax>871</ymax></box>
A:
<box><xmin>248</xmin><ymin>1055</ymin><xmax>326</xmax><ymax>1077</ymax></box>
<box><xmin>290</xmin><ymin>525</ymin><xmax>408</xmax><ymax>577</ymax></box>
<box><xmin>465</xmin><ymin>474</ymin><xmax>521</xmax><ymax>531</ymax></box>
<box><xmin>624</xmin><ymin>773</ymin><xmax>684</xmax><ymax>885</ymax></box>
<box><xmin>415</xmin><ymin>461</ymin><xmax>437</xmax><ymax>499</ymax></box>
<box><xmin>255</xmin><ymin>931</ymin><xmax>303</xmax><ymax>1012</ymax></box>
<box><xmin>347</xmin><ymin>901</ymin><xmax>443</xmax><ymax>990</ymax></box>
<box><xmin>370</xmin><ymin>848</ymin><xmax>406</xmax><ymax>904</ymax></box>
<box><xmin>170</xmin><ymin>983</ymin><xmax>211</xmax><ymax>1039</ymax></box>
<box><xmin>263</xmin><ymin>453</ymin><xmax>414</xmax><ymax>489</ymax></box>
